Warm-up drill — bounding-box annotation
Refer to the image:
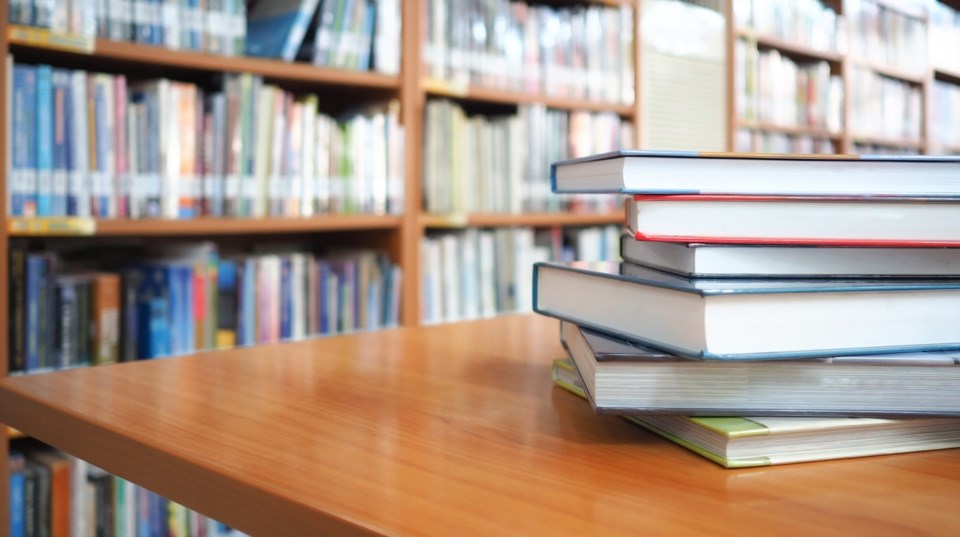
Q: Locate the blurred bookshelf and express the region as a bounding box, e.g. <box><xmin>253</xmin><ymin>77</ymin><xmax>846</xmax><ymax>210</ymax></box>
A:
<box><xmin>727</xmin><ymin>0</ymin><xmax>960</xmax><ymax>156</ymax></box>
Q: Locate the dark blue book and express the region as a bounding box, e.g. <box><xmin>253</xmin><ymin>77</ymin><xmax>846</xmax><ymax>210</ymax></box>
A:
<box><xmin>246</xmin><ymin>0</ymin><xmax>322</xmax><ymax>61</ymax></box>
<box><xmin>534</xmin><ymin>261</ymin><xmax>960</xmax><ymax>360</ymax></box>
<box><xmin>35</xmin><ymin>65</ymin><xmax>53</xmax><ymax>217</ymax></box>
<box><xmin>24</xmin><ymin>254</ymin><xmax>44</xmax><ymax>371</ymax></box>
<box><xmin>50</xmin><ymin>69</ymin><xmax>70</xmax><ymax>217</ymax></box>
<box><xmin>10</xmin><ymin>65</ymin><xmax>36</xmax><ymax>217</ymax></box>
<box><xmin>9</xmin><ymin>451</ymin><xmax>25</xmax><ymax>537</ymax></box>
<box><xmin>132</xmin><ymin>266</ymin><xmax>172</xmax><ymax>359</ymax></box>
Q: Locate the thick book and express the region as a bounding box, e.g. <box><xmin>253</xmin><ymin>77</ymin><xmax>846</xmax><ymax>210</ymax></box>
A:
<box><xmin>559</xmin><ymin>320</ymin><xmax>960</xmax><ymax>417</ymax></box>
<box><xmin>619</xmin><ymin>236</ymin><xmax>960</xmax><ymax>278</ymax></box>
<box><xmin>550</xmin><ymin>150</ymin><xmax>960</xmax><ymax>196</ymax></box>
<box><xmin>551</xmin><ymin>358</ymin><xmax>960</xmax><ymax>468</ymax></box>
<box><xmin>625</xmin><ymin>195</ymin><xmax>960</xmax><ymax>246</ymax></box>
<box><xmin>532</xmin><ymin>261</ymin><xmax>960</xmax><ymax>360</ymax></box>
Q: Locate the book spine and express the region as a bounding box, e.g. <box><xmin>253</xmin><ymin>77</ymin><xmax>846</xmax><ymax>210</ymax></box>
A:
<box><xmin>93</xmin><ymin>273</ymin><xmax>121</xmax><ymax>365</ymax></box>
<box><xmin>54</xmin><ymin>278</ymin><xmax>77</xmax><ymax>369</ymax></box>
<box><xmin>9</xmin><ymin>455</ymin><xmax>25</xmax><ymax>537</ymax></box>
<box><xmin>36</xmin><ymin>65</ymin><xmax>53</xmax><ymax>217</ymax></box>
<box><xmin>8</xmin><ymin>242</ymin><xmax>26</xmax><ymax>373</ymax></box>
<box><xmin>51</xmin><ymin>69</ymin><xmax>70</xmax><ymax>217</ymax></box>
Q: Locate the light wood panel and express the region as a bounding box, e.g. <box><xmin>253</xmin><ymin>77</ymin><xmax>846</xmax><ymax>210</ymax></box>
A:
<box><xmin>8</xmin><ymin>26</ymin><xmax>400</xmax><ymax>89</ymax></box>
<box><xmin>0</xmin><ymin>315</ymin><xmax>958</xmax><ymax>537</ymax></box>
<box><xmin>423</xmin><ymin>79</ymin><xmax>636</xmax><ymax>116</ymax></box>
<box><xmin>420</xmin><ymin>212</ymin><xmax>624</xmax><ymax>228</ymax></box>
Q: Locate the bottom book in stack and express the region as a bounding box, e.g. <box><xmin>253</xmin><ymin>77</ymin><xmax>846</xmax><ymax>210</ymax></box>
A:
<box><xmin>551</xmin><ymin>356</ymin><xmax>960</xmax><ymax>468</ymax></box>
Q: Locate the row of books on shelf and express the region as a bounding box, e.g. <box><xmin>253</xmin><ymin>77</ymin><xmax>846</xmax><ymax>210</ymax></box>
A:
<box><xmin>7</xmin><ymin>241</ymin><xmax>400</xmax><ymax>374</ymax></box>
<box><xmin>9</xmin><ymin>0</ymin><xmax>247</xmax><ymax>56</ymax></box>
<box><xmin>735</xmin><ymin>131</ymin><xmax>837</xmax><ymax>154</ymax></box>
<box><xmin>931</xmin><ymin>0</ymin><xmax>960</xmax><ymax>73</ymax></box>
<box><xmin>734</xmin><ymin>40</ymin><xmax>843</xmax><ymax>131</ymax></box>
<box><xmin>848</xmin><ymin>0</ymin><xmax>927</xmax><ymax>74</ymax></box>
<box><xmin>423</xmin><ymin>0</ymin><xmax>634</xmax><ymax>105</ymax></box>
<box><xmin>849</xmin><ymin>66</ymin><xmax>923</xmax><ymax>141</ymax></box>
<box><xmin>733</xmin><ymin>0</ymin><xmax>843</xmax><ymax>52</ymax></box>
<box><xmin>931</xmin><ymin>79</ymin><xmax>960</xmax><ymax>150</ymax></box>
<box><xmin>422</xmin><ymin>100</ymin><xmax>630</xmax><ymax>215</ymax></box>
<box><xmin>541</xmin><ymin>150</ymin><xmax>960</xmax><ymax>467</ymax></box>
<box><xmin>247</xmin><ymin>0</ymin><xmax>401</xmax><ymax>73</ymax></box>
<box><xmin>8</xmin><ymin>60</ymin><xmax>405</xmax><ymax>219</ymax></box>
<box><xmin>8</xmin><ymin>442</ymin><xmax>247</xmax><ymax>537</ymax></box>
<box><xmin>420</xmin><ymin>225</ymin><xmax>618</xmax><ymax>325</ymax></box>
<box><xmin>852</xmin><ymin>142</ymin><xmax>922</xmax><ymax>154</ymax></box>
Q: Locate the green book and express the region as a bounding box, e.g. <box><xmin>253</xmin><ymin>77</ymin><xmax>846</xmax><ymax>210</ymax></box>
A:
<box><xmin>552</xmin><ymin>358</ymin><xmax>960</xmax><ymax>468</ymax></box>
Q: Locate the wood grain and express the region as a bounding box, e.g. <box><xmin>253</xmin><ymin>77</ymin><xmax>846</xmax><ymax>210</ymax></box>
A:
<box><xmin>1</xmin><ymin>315</ymin><xmax>958</xmax><ymax>537</ymax></box>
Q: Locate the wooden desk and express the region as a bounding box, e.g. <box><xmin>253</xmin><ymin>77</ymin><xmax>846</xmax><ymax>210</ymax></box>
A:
<box><xmin>1</xmin><ymin>315</ymin><xmax>958</xmax><ymax>536</ymax></box>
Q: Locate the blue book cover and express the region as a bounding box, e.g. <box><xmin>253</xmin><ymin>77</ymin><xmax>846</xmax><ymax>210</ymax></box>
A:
<box><xmin>246</xmin><ymin>0</ymin><xmax>321</xmax><ymax>61</ymax></box>
<box><xmin>133</xmin><ymin>266</ymin><xmax>173</xmax><ymax>359</ymax></box>
<box><xmin>242</xmin><ymin>257</ymin><xmax>257</xmax><ymax>346</ymax></box>
<box><xmin>534</xmin><ymin>261</ymin><xmax>960</xmax><ymax>360</ymax></box>
<box><xmin>9</xmin><ymin>452</ymin><xmax>25</xmax><ymax>537</ymax></box>
<box><xmin>358</xmin><ymin>0</ymin><xmax>376</xmax><ymax>70</ymax></box>
<box><xmin>181</xmin><ymin>265</ymin><xmax>195</xmax><ymax>353</ymax></box>
<box><xmin>11</xmin><ymin>65</ymin><xmax>36</xmax><ymax>217</ymax></box>
<box><xmin>24</xmin><ymin>255</ymin><xmax>44</xmax><ymax>371</ymax></box>
<box><xmin>317</xmin><ymin>260</ymin><xmax>331</xmax><ymax>334</ymax></box>
<box><xmin>35</xmin><ymin>65</ymin><xmax>54</xmax><ymax>217</ymax></box>
<box><xmin>50</xmin><ymin>69</ymin><xmax>71</xmax><ymax>217</ymax></box>
<box><xmin>279</xmin><ymin>257</ymin><xmax>292</xmax><ymax>340</ymax></box>
<box><xmin>92</xmin><ymin>77</ymin><xmax>110</xmax><ymax>218</ymax></box>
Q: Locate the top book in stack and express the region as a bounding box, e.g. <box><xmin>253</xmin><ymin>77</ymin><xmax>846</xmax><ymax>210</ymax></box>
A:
<box><xmin>550</xmin><ymin>150</ymin><xmax>960</xmax><ymax>197</ymax></box>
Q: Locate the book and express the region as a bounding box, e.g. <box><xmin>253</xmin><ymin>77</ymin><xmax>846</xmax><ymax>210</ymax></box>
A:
<box><xmin>624</xmin><ymin>195</ymin><xmax>960</xmax><ymax>246</ymax></box>
<box><xmin>619</xmin><ymin>236</ymin><xmax>960</xmax><ymax>278</ymax></box>
<box><xmin>533</xmin><ymin>261</ymin><xmax>960</xmax><ymax>360</ymax></box>
<box><xmin>549</xmin><ymin>150</ymin><xmax>960</xmax><ymax>196</ymax></box>
<box><xmin>559</xmin><ymin>320</ymin><xmax>960</xmax><ymax>417</ymax></box>
<box><xmin>245</xmin><ymin>0</ymin><xmax>321</xmax><ymax>61</ymax></box>
<box><xmin>551</xmin><ymin>358</ymin><xmax>960</xmax><ymax>468</ymax></box>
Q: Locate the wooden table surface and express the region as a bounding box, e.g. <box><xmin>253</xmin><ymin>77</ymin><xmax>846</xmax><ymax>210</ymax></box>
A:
<box><xmin>1</xmin><ymin>315</ymin><xmax>958</xmax><ymax>537</ymax></box>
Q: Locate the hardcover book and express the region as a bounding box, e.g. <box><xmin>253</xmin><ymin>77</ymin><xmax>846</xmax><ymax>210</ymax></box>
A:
<box><xmin>533</xmin><ymin>261</ymin><xmax>960</xmax><ymax>360</ymax></box>
<box><xmin>559</xmin><ymin>320</ymin><xmax>960</xmax><ymax>417</ymax></box>
<box><xmin>624</xmin><ymin>195</ymin><xmax>960</xmax><ymax>246</ymax></box>
<box><xmin>550</xmin><ymin>150</ymin><xmax>960</xmax><ymax>197</ymax></box>
<box><xmin>552</xmin><ymin>358</ymin><xmax>960</xmax><ymax>468</ymax></box>
<box><xmin>619</xmin><ymin>236</ymin><xmax>960</xmax><ymax>278</ymax></box>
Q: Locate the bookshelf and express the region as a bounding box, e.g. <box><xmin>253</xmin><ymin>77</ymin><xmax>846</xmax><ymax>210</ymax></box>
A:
<box><xmin>726</xmin><ymin>0</ymin><xmax>960</xmax><ymax>156</ymax></box>
<box><xmin>0</xmin><ymin>1</ymin><xmax>638</xmax><ymax>532</ymax></box>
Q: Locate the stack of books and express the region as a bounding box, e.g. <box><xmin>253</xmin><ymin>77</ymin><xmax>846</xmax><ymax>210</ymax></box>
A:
<box><xmin>534</xmin><ymin>150</ymin><xmax>960</xmax><ymax>468</ymax></box>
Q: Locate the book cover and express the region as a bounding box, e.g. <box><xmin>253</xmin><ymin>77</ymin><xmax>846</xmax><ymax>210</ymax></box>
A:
<box><xmin>560</xmin><ymin>320</ymin><xmax>960</xmax><ymax>416</ymax></box>
<box><xmin>92</xmin><ymin>272</ymin><xmax>121</xmax><ymax>365</ymax></box>
<box><xmin>619</xmin><ymin>235</ymin><xmax>960</xmax><ymax>279</ymax></box>
<box><xmin>246</xmin><ymin>0</ymin><xmax>321</xmax><ymax>61</ymax></box>
<box><xmin>625</xmin><ymin>195</ymin><xmax>960</xmax><ymax>246</ymax></box>
<box><xmin>535</xmin><ymin>261</ymin><xmax>960</xmax><ymax>360</ymax></box>
<box><xmin>9</xmin><ymin>452</ymin><xmax>25</xmax><ymax>537</ymax></box>
<box><xmin>36</xmin><ymin>64</ymin><xmax>53</xmax><ymax>217</ymax></box>
<box><xmin>552</xmin><ymin>358</ymin><xmax>960</xmax><ymax>468</ymax></box>
<box><xmin>550</xmin><ymin>150</ymin><xmax>960</xmax><ymax>197</ymax></box>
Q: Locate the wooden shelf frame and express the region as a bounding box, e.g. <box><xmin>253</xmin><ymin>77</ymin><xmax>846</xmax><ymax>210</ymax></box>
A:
<box><xmin>423</xmin><ymin>79</ymin><xmax>636</xmax><ymax>116</ymax></box>
<box><xmin>8</xmin><ymin>215</ymin><xmax>404</xmax><ymax>237</ymax></box>
<box><xmin>736</xmin><ymin>29</ymin><xmax>844</xmax><ymax>64</ymax></box>
<box><xmin>8</xmin><ymin>26</ymin><xmax>401</xmax><ymax>90</ymax></box>
<box><xmin>420</xmin><ymin>212</ymin><xmax>624</xmax><ymax>229</ymax></box>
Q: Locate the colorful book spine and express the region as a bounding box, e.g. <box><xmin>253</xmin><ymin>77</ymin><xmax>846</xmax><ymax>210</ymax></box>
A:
<box><xmin>35</xmin><ymin>65</ymin><xmax>54</xmax><ymax>217</ymax></box>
